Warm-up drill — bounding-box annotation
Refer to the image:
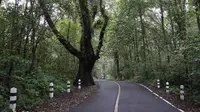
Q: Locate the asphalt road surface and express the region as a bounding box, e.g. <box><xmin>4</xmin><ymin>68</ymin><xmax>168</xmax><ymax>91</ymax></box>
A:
<box><xmin>70</xmin><ymin>80</ymin><xmax>181</xmax><ymax>112</ymax></box>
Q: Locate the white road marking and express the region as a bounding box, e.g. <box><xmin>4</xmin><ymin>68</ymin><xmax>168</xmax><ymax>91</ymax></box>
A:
<box><xmin>140</xmin><ymin>84</ymin><xmax>184</xmax><ymax>112</ymax></box>
<box><xmin>113</xmin><ymin>81</ymin><xmax>121</xmax><ymax>112</ymax></box>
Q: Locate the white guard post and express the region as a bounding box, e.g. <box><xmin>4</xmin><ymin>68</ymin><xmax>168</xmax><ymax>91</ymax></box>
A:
<box><xmin>10</xmin><ymin>87</ymin><xmax>17</xmax><ymax>111</ymax></box>
<box><xmin>49</xmin><ymin>82</ymin><xmax>54</xmax><ymax>98</ymax></box>
<box><xmin>166</xmin><ymin>82</ymin><xmax>169</xmax><ymax>93</ymax></box>
<box><xmin>67</xmin><ymin>81</ymin><xmax>71</xmax><ymax>93</ymax></box>
<box><xmin>78</xmin><ymin>79</ymin><xmax>81</xmax><ymax>89</ymax></box>
<box><xmin>180</xmin><ymin>85</ymin><xmax>184</xmax><ymax>100</ymax></box>
<box><xmin>157</xmin><ymin>79</ymin><xmax>160</xmax><ymax>89</ymax></box>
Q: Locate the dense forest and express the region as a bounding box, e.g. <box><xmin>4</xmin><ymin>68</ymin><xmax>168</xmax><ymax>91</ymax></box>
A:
<box><xmin>1</xmin><ymin>0</ymin><xmax>200</xmax><ymax>111</ymax></box>
<box><xmin>0</xmin><ymin>0</ymin><xmax>108</xmax><ymax>111</ymax></box>
<box><xmin>103</xmin><ymin>0</ymin><xmax>200</xmax><ymax>106</ymax></box>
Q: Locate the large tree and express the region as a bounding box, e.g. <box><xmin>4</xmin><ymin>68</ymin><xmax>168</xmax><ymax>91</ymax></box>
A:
<box><xmin>39</xmin><ymin>0</ymin><xmax>109</xmax><ymax>86</ymax></box>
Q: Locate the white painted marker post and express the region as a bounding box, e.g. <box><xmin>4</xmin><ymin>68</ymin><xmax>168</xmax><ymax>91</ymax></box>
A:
<box><xmin>10</xmin><ymin>87</ymin><xmax>17</xmax><ymax>111</ymax></box>
<box><xmin>166</xmin><ymin>82</ymin><xmax>169</xmax><ymax>94</ymax></box>
<box><xmin>49</xmin><ymin>83</ymin><xmax>54</xmax><ymax>98</ymax></box>
<box><xmin>180</xmin><ymin>85</ymin><xmax>184</xmax><ymax>100</ymax></box>
<box><xmin>67</xmin><ymin>81</ymin><xmax>71</xmax><ymax>93</ymax></box>
<box><xmin>157</xmin><ymin>79</ymin><xmax>160</xmax><ymax>89</ymax></box>
<box><xmin>78</xmin><ymin>79</ymin><xmax>81</xmax><ymax>89</ymax></box>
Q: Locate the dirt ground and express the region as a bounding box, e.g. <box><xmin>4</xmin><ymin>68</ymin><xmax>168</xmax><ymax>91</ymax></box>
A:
<box><xmin>146</xmin><ymin>84</ymin><xmax>200</xmax><ymax>112</ymax></box>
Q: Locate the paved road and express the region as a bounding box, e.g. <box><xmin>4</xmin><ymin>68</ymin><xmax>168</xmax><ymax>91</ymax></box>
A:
<box><xmin>70</xmin><ymin>80</ymin><xmax>181</xmax><ymax>112</ymax></box>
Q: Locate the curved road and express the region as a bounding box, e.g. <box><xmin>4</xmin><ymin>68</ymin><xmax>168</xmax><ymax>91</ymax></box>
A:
<box><xmin>70</xmin><ymin>80</ymin><xmax>181</xmax><ymax>112</ymax></box>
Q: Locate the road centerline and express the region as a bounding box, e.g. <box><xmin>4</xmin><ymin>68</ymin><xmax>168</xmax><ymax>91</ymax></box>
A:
<box><xmin>113</xmin><ymin>81</ymin><xmax>121</xmax><ymax>112</ymax></box>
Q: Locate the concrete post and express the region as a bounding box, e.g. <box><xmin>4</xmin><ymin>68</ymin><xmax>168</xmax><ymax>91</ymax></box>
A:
<box><xmin>9</xmin><ymin>87</ymin><xmax>17</xmax><ymax>111</ymax></box>
<box><xmin>67</xmin><ymin>81</ymin><xmax>71</xmax><ymax>93</ymax></box>
<box><xmin>78</xmin><ymin>79</ymin><xmax>81</xmax><ymax>89</ymax></box>
<box><xmin>157</xmin><ymin>79</ymin><xmax>160</xmax><ymax>89</ymax></box>
<box><xmin>166</xmin><ymin>82</ymin><xmax>169</xmax><ymax>93</ymax></box>
<box><xmin>49</xmin><ymin>82</ymin><xmax>54</xmax><ymax>98</ymax></box>
<box><xmin>180</xmin><ymin>85</ymin><xmax>184</xmax><ymax>100</ymax></box>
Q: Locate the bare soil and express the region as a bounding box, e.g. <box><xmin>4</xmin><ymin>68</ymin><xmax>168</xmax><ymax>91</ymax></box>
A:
<box><xmin>31</xmin><ymin>84</ymin><xmax>99</xmax><ymax>112</ymax></box>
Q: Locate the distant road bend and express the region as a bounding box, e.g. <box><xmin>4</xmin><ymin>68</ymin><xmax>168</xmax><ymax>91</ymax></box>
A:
<box><xmin>71</xmin><ymin>80</ymin><xmax>181</xmax><ymax>112</ymax></box>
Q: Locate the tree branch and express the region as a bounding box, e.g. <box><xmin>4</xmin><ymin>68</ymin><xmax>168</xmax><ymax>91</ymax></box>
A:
<box><xmin>96</xmin><ymin>0</ymin><xmax>109</xmax><ymax>59</ymax></box>
<box><xmin>39</xmin><ymin>0</ymin><xmax>83</xmax><ymax>59</ymax></box>
<box><xmin>92</xmin><ymin>4</ymin><xmax>98</xmax><ymax>21</ymax></box>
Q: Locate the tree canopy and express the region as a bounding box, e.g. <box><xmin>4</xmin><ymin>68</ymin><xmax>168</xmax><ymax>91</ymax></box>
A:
<box><xmin>103</xmin><ymin>0</ymin><xmax>200</xmax><ymax>106</ymax></box>
<box><xmin>1</xmin><ymin>0</ymin><xmax>200</xmax><ymax>111</ymax></box>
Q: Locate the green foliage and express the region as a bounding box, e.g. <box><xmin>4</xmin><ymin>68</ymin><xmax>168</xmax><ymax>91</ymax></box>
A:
<box><xmin>0</xmin><ymin>94</ymin><xmax>8</xmax><ymax>112</ymax></box>
<box><xmin>104</xmin><ymin>0</ymin><xmax>200</xmax><ymax>106</ymax></box>
<box><xmin>187</xmin><ymin>72</ymin><xmax>200</xmax><ymax>106</ymax></box>
<box><xmin>0</xmin><ymin>66</ymin><xmax>71</xmax><ymax>111</ymax></box>
<box><xmin>56</xmin><ymin>17</ymin><xmax>81</xmax><ymax>43</ymax></box>
<box><xmin>0</xmin><ymin>0</ymin><xmax>78</xmax><ymax>111</ymax></box>
<box><xmin>192</xmin><ymin>94</ymin><xmax>200</xmax><ymax>106</ymax></box>
<box><xmin>169</xmin><ymin>87</ymin><xmax>180</xmax><ymax>95</ymax></box>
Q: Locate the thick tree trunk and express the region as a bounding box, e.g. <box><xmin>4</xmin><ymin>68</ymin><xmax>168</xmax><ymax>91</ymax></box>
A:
<box><xmin>73</xmin><ymin>58</ymin><xmax>95</xmax><ymax>87</ymax></box>
<box><xmin>39</xmin><ymin>0</ymin><xmax>108</xmax><ymax>87</ymax></box>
